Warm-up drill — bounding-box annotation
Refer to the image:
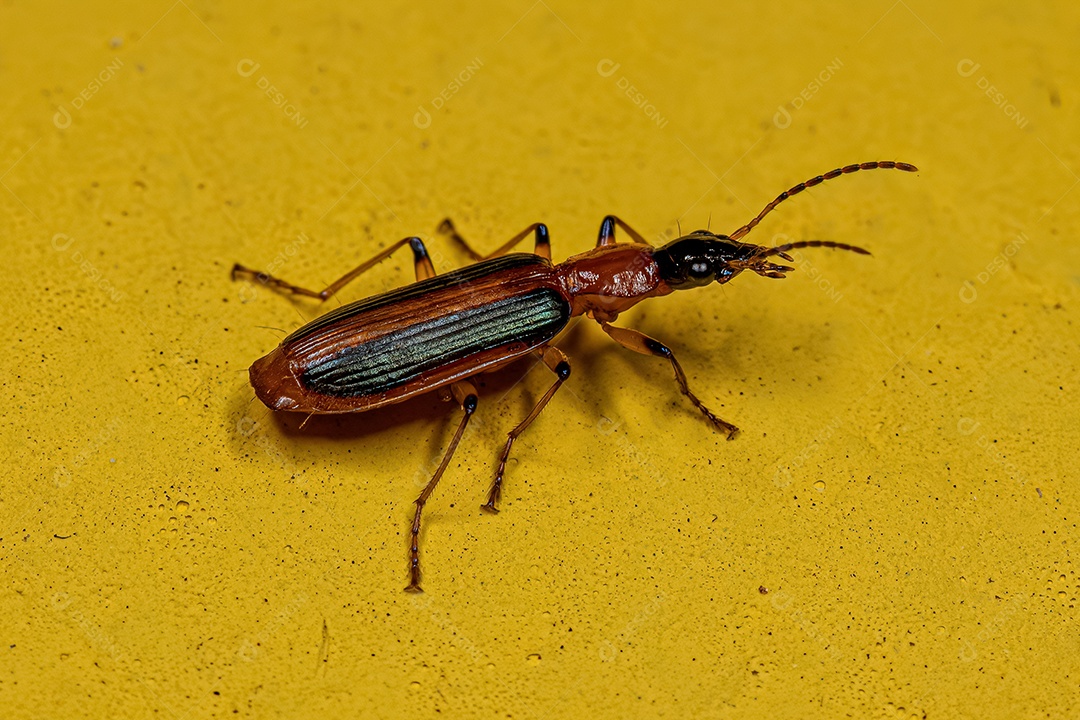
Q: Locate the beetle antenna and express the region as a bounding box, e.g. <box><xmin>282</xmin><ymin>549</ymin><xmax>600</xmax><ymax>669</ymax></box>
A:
<box><xmin>730</xmin><ymin>240</ymin><xmax>872</xmax><ymax>280</ymax></box>
<box><xmin>756</xmin><ymin>240</ymin><xmax>872</xmax><ymax>262</ymax></box>
<box><xmin>728</xmin><ymin>161</ymin><xmax>917</xmax><ymax>241</ymax></box>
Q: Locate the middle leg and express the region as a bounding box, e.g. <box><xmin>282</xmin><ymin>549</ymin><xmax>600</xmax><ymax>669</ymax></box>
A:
<box><xmin>596</xmin><ymin>215</ymin><xmax>649</xmax><ymax>247</ymax></box>
<box><xmin>438</xmin><ymin>218</ymin><xmax>552</xmax><ymax>261</ymax></box>
<box><xmin>482</xmin><ymin>346</ymin><xmax>572</xmax><ymax>514</ymax></box>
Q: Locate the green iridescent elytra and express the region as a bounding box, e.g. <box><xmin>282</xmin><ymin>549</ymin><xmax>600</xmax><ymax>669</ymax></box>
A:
<box><xmin>301</xmin><ymin>286</ymin><xmax>568</xmax><ymax>397</ymax></box>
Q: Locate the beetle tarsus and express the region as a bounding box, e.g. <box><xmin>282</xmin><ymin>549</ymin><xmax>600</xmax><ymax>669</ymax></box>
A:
<box><xmin>404</xmin><ymin>579</ymin><xmax>423</xmax><ymax>594</ymax></box>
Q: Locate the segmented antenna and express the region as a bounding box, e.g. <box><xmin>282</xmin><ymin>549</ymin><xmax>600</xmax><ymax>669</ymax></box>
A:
<box><xmin>732</xmin><ymin>240</ymin><xmax>874</xmax><ymax>279</ymax></box>
<box><xmin>728</xmin><ymin>161</ymin><xmax>917</xmax><ymax>241</ymax></box>
<box><xmin>755</xmin><ymin>239</ymin><xmax>872</xmax><ymax>262</ymax></box>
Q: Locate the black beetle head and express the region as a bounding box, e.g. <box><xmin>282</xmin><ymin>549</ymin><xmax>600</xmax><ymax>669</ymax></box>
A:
<box><xmin>653</xmin><ymin>230</ymin><xmax>872</xmax><ymax>290</ymax></box>
<box><xmin>653</xmin><ymin>231</ymin><xmax>788</xmax><ymax>288</ymax></box>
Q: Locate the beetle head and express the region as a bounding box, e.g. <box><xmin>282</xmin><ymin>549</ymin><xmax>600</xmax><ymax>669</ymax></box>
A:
<box><xmin>653</xmin><ymin>230</ymin><xmax>870</xmax><ymax>289</ymax></box>
<box><xmin>652</xmin><ymin>231</ymin><xmax>794</xmax><ymax>288</ymax></box>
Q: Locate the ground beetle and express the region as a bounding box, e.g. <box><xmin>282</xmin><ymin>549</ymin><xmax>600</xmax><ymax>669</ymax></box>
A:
<box><xmin>233</xmin><ymin>160</ymin><xmax>918</xmax><ymax>591</ymax></box>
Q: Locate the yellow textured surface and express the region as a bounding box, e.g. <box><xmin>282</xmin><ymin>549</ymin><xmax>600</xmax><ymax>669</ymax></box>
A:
<box><xmin>3</xmin><ymin>1</ymin><xmax>1078</xmax><ymax>717</ymax></box>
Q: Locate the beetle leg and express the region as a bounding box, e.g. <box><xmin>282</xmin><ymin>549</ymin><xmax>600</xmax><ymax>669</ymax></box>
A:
<box><xmin>438</xmin><ymin>218</ymin><xmax>551</xmax><ymax>261</ymax></box>
<box><xmin>405</xmin><ymin>380</ymin><xmax>479</xmax><ymax>593</ymax></box>
<box><xmin>232</xmin><ymin>236</ymin><xmax>435</xmax><ymax>301</ymax></box>
<box><xmin>598</xmin><ymin>322</ymin><xmax>739</xmax><ymax>439</ymax></box>
<box><xmin>596</xmin><ymin>215</ymin><xmax>649</xmax><ymax>247</ymax></box>
<box><xmin>482</xmin><ymin>346</ymin><xmax>571</xmax><ymax>514</ymax></box>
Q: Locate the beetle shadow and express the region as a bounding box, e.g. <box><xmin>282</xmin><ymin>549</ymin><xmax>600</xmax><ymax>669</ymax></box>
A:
<box><xmin>223</xmin><ymin>303</ymin><xmax>817</xmax><ymax>460</ymax></box>
<box><xmin>560</xmin><ymin>301</ymin><xmax>834</xmax><ymax>424</ymax></box>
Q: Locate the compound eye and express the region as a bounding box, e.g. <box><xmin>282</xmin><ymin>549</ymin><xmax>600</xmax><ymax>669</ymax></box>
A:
<box><xmin>689</xmin><ymin>260</ymin><xmax>711</xmax><ymax>279</ymax></box>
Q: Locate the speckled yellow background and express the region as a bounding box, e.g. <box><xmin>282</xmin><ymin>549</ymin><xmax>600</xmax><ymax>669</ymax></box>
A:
<box><xmin>3</xmin><ymin>1</ymin><xmax>1078</xmax><ymax>717</ymax></box>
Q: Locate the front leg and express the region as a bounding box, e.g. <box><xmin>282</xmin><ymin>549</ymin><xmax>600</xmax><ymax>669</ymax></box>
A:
<box><xmin>599</xmin><ymin>322</ymin><xmax>739</xmax><ymax>439</ymax></box>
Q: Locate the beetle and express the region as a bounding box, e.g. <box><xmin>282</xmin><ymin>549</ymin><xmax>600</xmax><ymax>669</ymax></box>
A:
<box><xmin>233</xmin><ymin>160</ymin><xmax>917</xmax><ymax>591</ymax></box>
